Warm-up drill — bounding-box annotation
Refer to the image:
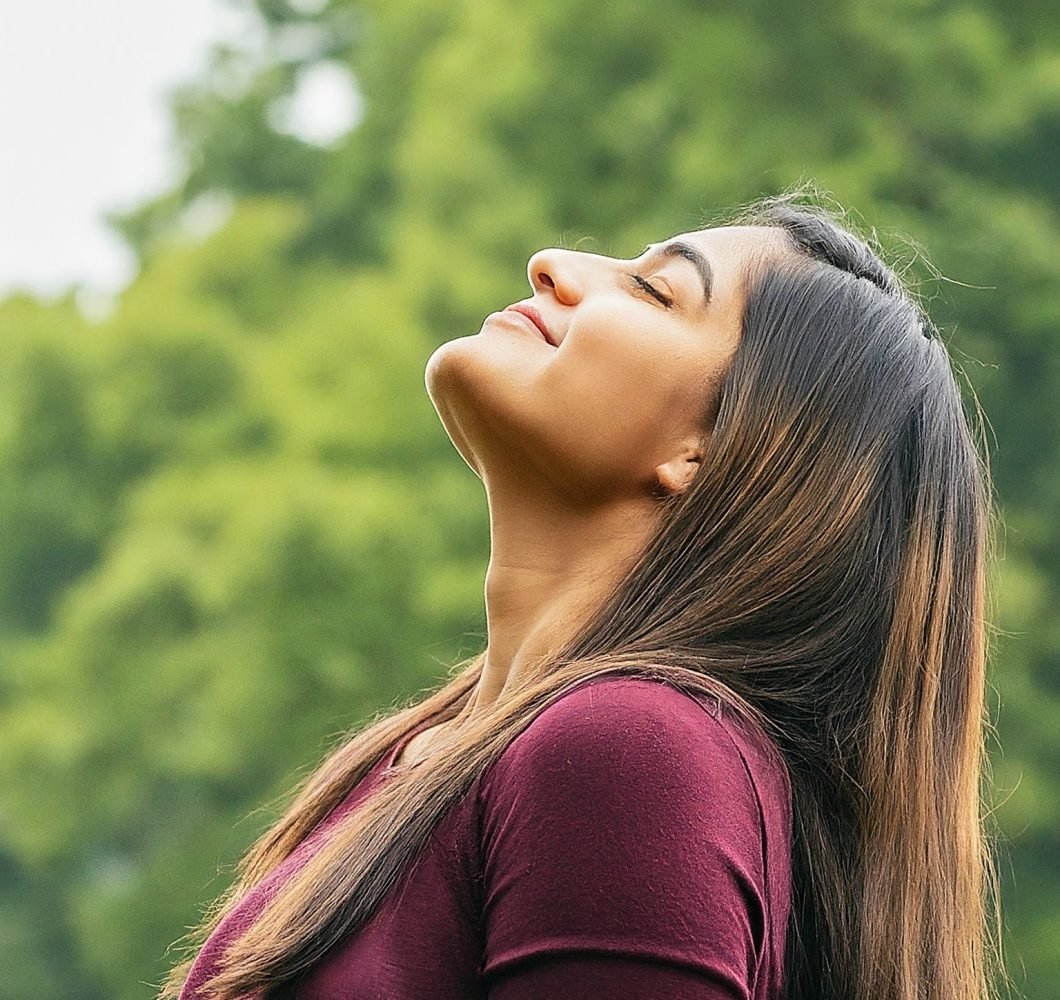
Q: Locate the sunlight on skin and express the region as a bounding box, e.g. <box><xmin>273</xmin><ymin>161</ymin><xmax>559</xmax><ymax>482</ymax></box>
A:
<box><xmin>418</xmin><ymin>225</ymin><xmax>790</xmax><ymax>742</ymax></box>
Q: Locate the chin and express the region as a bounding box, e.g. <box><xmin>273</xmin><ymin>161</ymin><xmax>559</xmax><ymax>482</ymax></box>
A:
<box><xmin>429</xmin><ymin>332</ymin><xmax>536</xmax><ymax>397</ymax></box>
<box><xmin>426</xmin><ymin>336</ymin><xmax>494</xmax><ymax>403</ymax></box>
<box><xmin>424</xmin><ymin>340</ymin><xmax>490</xmax><ymax>437</ymax></box>
<box><xmin>424</xmin><ymin>337</ymin><xmax>473</xmax><ymax>402</ymax></box>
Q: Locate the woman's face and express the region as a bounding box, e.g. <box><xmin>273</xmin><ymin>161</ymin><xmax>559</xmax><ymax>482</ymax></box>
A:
<box><xmin>425</xmin><ymin>224</ymin><xmax>780</xmax><ymax>506</ymax></box>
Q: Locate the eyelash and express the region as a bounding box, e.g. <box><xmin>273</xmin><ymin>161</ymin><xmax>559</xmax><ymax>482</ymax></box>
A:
<box><xmin>628</xmin><ymin>273</ymin><xmax>673</xmax><ymax>308</ymax></box>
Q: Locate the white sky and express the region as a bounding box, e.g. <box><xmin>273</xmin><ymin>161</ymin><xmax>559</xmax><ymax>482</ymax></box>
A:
<box><xmin>0</xmin><ymin>0</ymin><xmax>359</xmax><ymax>321</ymax></box>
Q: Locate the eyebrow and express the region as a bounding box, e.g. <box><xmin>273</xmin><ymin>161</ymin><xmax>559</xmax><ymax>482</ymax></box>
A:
<box><xmin>643</xmin><ymin>240</ymin><xmax>714</xmax><ymax>307</ymax></box>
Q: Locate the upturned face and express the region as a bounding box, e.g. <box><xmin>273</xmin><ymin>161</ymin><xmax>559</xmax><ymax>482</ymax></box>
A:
<box><xmin>425</xmin><ymin>224</ymin><xmax>782</xmax><ymax>507</ymax></box>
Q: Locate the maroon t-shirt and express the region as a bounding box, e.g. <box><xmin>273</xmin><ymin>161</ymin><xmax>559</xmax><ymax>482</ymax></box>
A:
<box><xmin>180</xmin><ymin>675</ymin><xmax>793</xmax><ymax>999</ymax></box>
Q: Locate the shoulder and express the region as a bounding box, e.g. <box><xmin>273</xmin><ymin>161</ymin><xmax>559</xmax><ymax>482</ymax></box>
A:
<box><xmin>481</xmin><ymin>674</ymin><xmax>786</xmax><ymax>815</ymax></box>
<box><xmin>476</xmin><ymin>675</ymin><xmax>790</xmax><ymax>985</ymax></box>
<box><xmin>478</xmin><ymin>673</ymin><xmax>791</xmax><ymax>868</ymax></box>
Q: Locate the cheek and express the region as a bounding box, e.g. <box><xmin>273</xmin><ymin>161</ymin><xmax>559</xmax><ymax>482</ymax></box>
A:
<box><xmin>559</xmin><ymin>313</ymin><xmax>710</xmax><ymax>421</ymax></box>
<box><xmin>543</xmin><ymin>329</ymin><xmax>715</xmax><ymax>478</ymax></box>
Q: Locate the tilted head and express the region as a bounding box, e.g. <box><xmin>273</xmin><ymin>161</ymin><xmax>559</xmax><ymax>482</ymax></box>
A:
<box><xmin>424</xmin><ymin>192</ymin><xmax>948</xmax><ymax>531</ymax></box>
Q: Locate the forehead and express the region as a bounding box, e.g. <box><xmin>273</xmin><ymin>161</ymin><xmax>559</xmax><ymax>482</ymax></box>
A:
<box><xmin>666</xmin><ymin>224</ymin><xmax>786</xmax><ymax>270</ymax></box>
<box><xmin>654</xmin><ymin>224</ymin><xmax>788</xmax><ymax>314</ymax></box>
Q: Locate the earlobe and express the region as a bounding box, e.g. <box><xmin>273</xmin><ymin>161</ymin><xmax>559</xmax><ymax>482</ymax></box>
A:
<box><xmin>654</xmin><ymin>450</ymin><xmax>702</xmax><ymax>497</ymax></box>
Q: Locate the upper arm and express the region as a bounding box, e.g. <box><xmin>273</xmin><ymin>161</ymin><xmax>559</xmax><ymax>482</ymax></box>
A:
<box><xmin>478</xmin><ymin>678</ymin><xmax>768</xmax><ymax>999</ymax></box>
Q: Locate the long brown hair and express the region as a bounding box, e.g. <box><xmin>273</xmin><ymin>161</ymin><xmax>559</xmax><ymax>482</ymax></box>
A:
<box><xmin>162</xmin><ymin>188</ymin><xmax>1005</xmax><ymax>1000</ymax></box>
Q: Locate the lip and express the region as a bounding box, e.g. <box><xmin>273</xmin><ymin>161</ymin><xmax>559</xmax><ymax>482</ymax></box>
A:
<box><xmin>505</xmin><ymin>303</ymin><xmax>557</xmax><ymax>346</ymax></box>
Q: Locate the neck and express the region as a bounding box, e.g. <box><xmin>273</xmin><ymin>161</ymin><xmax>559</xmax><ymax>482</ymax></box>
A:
<box><xmin>461</xmin><ymin>477</ymin><xmax>660</xmax><ymax>722</ymax></box>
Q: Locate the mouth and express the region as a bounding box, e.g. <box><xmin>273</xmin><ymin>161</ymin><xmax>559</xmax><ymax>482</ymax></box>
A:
<box><xmin>505</xmin><ymin>303</ymin><xmax>557</xmax><ymax>346</ymax></box>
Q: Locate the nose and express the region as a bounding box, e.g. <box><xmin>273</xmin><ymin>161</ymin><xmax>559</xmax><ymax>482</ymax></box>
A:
<box><xmin>527</xmin><ymin>248</ymin><xmax>583</xmax><ymax>306</ymax></box>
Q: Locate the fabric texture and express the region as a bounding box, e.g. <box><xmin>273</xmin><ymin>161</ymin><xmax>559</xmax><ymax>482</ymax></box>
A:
<box><xmin>179</xmin><ymin>674</ymin><xmax>793</xmax><ymax>999</ymax></box>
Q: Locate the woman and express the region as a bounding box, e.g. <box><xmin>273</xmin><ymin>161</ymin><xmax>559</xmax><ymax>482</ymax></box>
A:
<box><xmin>163</xmin><ymin>189</ymin><xmax>1003</xmax><ymax>1000</ymax></box>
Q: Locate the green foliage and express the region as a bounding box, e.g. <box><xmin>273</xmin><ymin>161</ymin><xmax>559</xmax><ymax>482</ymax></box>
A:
<box><xmin>1</xmin><ymin>0</ymin><xmax>1057</xmax><ymax>995</ymax></box>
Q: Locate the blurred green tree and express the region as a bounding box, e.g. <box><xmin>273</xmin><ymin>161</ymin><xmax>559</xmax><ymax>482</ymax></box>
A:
<box><xmin>1</xmin><ymin>0</ymin><xmax>1057</xmax><ymax>996</ymax></box>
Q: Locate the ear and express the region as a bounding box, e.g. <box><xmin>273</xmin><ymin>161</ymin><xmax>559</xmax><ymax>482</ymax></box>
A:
<box><xmin>653</xmin><ymin>445</ymin><xmax>703</xmax><ymax>498</ymax></box>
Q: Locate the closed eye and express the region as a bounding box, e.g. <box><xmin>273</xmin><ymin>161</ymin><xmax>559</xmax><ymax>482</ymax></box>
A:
<box><xmin>628</xmin><ymin>273</ymin><xmax>673</xmax><ymax>308</ymax></box>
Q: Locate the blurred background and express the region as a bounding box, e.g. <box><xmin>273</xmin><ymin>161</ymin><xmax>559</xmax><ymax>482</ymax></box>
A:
<box><xmin>1</xmin><ymin>0</ymin><xmax>1057</xmax><ymax>996</ymax></box>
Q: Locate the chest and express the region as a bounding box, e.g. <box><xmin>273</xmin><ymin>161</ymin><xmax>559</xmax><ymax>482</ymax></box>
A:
<box><xmin>294</xmin><ymin>788</ymin><xmax>486</xmax><ymax>999</ymax></box>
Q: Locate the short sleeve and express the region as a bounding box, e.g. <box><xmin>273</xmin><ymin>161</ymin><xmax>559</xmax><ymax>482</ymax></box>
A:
<box><xmin>478</xmin><ymin>678</ymin><xmax>769</xmax><ymax>1000</ymax></box>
